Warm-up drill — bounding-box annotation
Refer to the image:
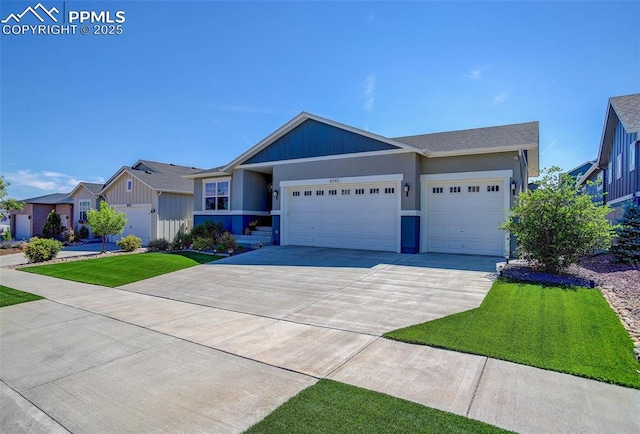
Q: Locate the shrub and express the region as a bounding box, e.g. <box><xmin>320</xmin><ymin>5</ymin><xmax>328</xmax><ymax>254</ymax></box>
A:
<box><xmin>170</xmin><ymin>231</ymin><xmax>192</xmax><ymax>250</ymax></box>
<box><xmin>611</xmin><ymin>201</ymin><xmax>640</xmax><ymax>264</ymax></box>
<box><xmin>502</xmin><ymin>167</ymin><xmax>614</xmax><ymax>273</ymax></box>
<box><xmin>219</xmin><ymin>231</ymin><xmax>237</xmax><ymax>252</ymax></box>
<box><xmin>76</xmin><ymin>225</ymin><xmax>90</xmax><ymax>240</ymax></box>
<box><xmin>2</xmin><ymin>228</ymin><xmax>12</xmax><ymax>241</ymax></box>
<box><xmin>116</xmin><ymin>235</ymin><xmax>142</xmax><ymax>252</ymax></box>
<box><xmin>23</xmin><ymin>237</ymin><xmax>63</xmax><ymax>263</ymax></box>
<box><xmin>191</xmin><ymin>221</ymin><xmax>224</xmax><ymax>240</ymax></box>
<box><xmin>147</xmin><ymin>238</ymin><xmax>170</xmax><ymax>251</ymax></box>
<box><xmin>41</xmin><ymin>210</ymin><xmax>64</xmax><ymax>239</ymax></box>
<box><xmin>192</xmin><ymin>236</ymin><xmax>215</xmax><ymax>251</ymax></box>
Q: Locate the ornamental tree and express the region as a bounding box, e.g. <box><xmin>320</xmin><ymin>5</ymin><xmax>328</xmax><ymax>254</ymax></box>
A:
<box><xmin>0</xmin><ymin>176</ymin><xmax>24</xmax><ymax>218</ymax></box>
<box><xmin>502</xmin><ymin>166</ymin><xmax>615</xmax><ymax>273</ymax></box>
<box><xmin>611</xmin><ymin>201</ymin><xmax>640</xmax><ymax>264</ymax></box>
<box><xmin>86</xmin><ymin>201</ymin><xmax>126</xmax><ymax>253</ymax></box>
<box><xmin>41</xmin><ymin>210</ymin><xmax>64</xmax><ymax>239</ymax></box>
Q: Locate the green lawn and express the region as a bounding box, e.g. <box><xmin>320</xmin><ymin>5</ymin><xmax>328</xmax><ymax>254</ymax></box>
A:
<box><xmin>245</xmin><ymin>379</ymin><xmax>510</xmax><ymax>434</ymax></box>
<box><xmin>20</xmin><ymin>252</ymin><xmax>221</xmax><ymax>287</ymax></box>
<box><xmin>385</xmin><ymin>280</ymin><xmax>640</xmax><ymax>389</ymax></box>
<box><xmin>0</xmin><ymin>285</ymin><xmax>43</xmax><ymax>307</ymax></box>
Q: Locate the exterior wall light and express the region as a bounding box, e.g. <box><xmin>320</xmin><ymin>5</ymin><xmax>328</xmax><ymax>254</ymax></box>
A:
<box><xmin>511</xmin><ymin>180</ymin><xmax>517</xmax><ymax>195</ymax></box>
<box><xmin>273</xmin><ymin>190</ymin><xmax>279</xmax><ymax>200</ymax></box>
<box><xmin>403</xmin><ymin>183</ymin><xmax>410</xmax><ymax>197</ymax></box>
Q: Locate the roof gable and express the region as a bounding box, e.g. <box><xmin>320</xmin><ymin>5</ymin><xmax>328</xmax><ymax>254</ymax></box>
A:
<box><xmin>597</xmin><ymin>94</ymin><xmax>640</xmax><ymax>166</ymax></box>
<box><xmin>102</xmin><ymin>160</ymin><xmax>203</xmax><ymax>194</ymax></box>
<box><xmin>70</xmin><ymin>182</ymin><xmax>103</xmax><ymax>197</ymax></box>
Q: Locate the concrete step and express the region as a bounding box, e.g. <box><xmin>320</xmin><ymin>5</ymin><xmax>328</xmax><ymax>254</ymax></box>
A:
<box><xmin>253</xmin><ymin>226</ymin><xmax>272</xmax><ymax>233</ymax></box>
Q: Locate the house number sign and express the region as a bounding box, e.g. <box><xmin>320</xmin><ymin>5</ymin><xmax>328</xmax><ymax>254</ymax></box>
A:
<box><xmin>329</xmin><ymin>178</ymin><xmax>341</xmax><ymax>184</ymax></box>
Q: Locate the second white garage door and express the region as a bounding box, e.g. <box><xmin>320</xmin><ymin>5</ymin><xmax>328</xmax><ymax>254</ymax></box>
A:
<box><xmin>425</xmin><ymin>179</ymin><xmax>507</xmax><ymax>256</ymax></box>
<box><xmin>113</xmin><ymin>204</ymin><xmax>152</xmax><ymax>245</ymax></box>
<box><xmin>284</xmin><ymin>182</ymin><xmax>399</xmax><ymax>252</ymax></box>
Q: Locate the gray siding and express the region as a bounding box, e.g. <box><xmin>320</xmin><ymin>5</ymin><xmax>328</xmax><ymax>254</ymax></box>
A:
<box><xmin>241</xmin><ymin>170</ymin><xmax>271</xmax><ymax>211</ymax></box>
<box><xmin>72</xmin><ymin>188</ymin><xmax>98</xmax><ymax>226</ymax></box>
<box><xmin>193</xmin><ymin>179</ymin><xmax>203</xmax><ymax>212</ymax></box>
<box><xmin>157</xmin><ymin>193</ymin><xmax>193</xmax><ymax>240</ymax></box>
<box><xmin>272</xmin><ymin>152</ymin><xmax>418</xmax><ymax>210</ymax></box>
<box><xmin>104</xmin><ymin>173</ymin><xmax>153</xmax><ymax>205</ymax></box>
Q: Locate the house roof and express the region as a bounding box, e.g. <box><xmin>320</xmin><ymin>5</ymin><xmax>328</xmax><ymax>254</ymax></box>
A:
<box><xmin>564</xmin><ymin>160</ymin><xmax>596</xmax><ymax>179</ymax></box>
<box><xmin>597</xmin><ymin>93</ymin><xmax>640</xmax><ymax>166</ymax></box>
<box><xmin>21</xmin><ymin>193</ymin><xmax>73</xmax><ymax>205</ymax></box>
<box><xmin>69</xmin><ymin>182</ymin><xmax>104</xmax><ymax>197</ymax></box>
<box><xmin>191</xmin><ymin>112</ymin><xmax>540</xmax><ymax>178</ymax></box>
<box><xmin>103</xmin><ymin>160</ymin><xmax>203</xmax><ymax>194</ymax></box>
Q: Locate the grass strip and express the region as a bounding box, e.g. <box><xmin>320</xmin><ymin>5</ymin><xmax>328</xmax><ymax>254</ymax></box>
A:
<box><xmin>245</xmin><ymin>379</ymin><xmax>511</xmax><ymax>433</ymax></box>
<box><xmin>20</xmin><ymin>252</ymin><xmax>221</xmax><ymax>287</ymax></box>
<box><xmin>0</xmin><ymin>285</ymin><xmax>43</xmax><ymax>307</ymax></box>
<box><xmin>385</xmin><ymin>280</ymin><xmax>640</xmax><ymax>389</ymax></box>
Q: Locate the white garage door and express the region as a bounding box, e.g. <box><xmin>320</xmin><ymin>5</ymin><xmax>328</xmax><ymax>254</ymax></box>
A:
<box><xmin>426</xmin><ymin>180</ymin><xmax>506</xmax><ymax>256</ymax></box>
<box><xmin>113</xmin><ymin>205</ymin><xmax>151</xmax><ymax>245</ymax></box>
<box><xmin>285</xmin><ymin>182</ymin><xmax>399</xmax><ymax>251</ymax></box>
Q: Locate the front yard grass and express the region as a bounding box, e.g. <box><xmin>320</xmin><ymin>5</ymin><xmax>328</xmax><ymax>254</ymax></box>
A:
<box><xmin>0</xmin><ymin>285</ymin><xmax>43</xmax><ymax>307</ymax></box>
<box><xmin>245</xmin><ymin>379</ymin><xmax>510</xmax><ymax>434</ymax></box>
<box><xmin>20</xmin><ymin>252</ymin><xmax>221</xmax><ymax>287</ymax></box>
<box><xmin>385</xmin><ymin>280</ymin><xmax>640</xmax><ymax>389</ymax></box>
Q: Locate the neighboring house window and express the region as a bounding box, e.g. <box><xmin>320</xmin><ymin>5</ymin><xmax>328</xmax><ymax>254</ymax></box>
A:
<box><xmin>78</xmin><ymin>200</ymin><xmax>90</xmax><ymax>221</ymax></box>
<box><xmin>126</xmin><ymin>179</ymin><xmax>133</xmax><ymax>192</ymax></box>
<box><xmin>596</xmin><ymin>172</ymin><xmax>603</xmax><ymax>191</ymax></box>
<box><xmin>607</xmin><ymin>162</ymin><xmax>612</xmax><ymax>184</ymax></box>
<box><xmin>204</xmin><ymin>179</ymin><xmax>230</xmax><ymax>210</ymax></box>
<box><xmin>616</xmin><ymin>154</ymin><xmax>622</xmax><ymax>179</ymax></box>
<box><xmin>630</xmin><ymin>142</ymin><xmax>636</xmax><ymax>172</ymax></box>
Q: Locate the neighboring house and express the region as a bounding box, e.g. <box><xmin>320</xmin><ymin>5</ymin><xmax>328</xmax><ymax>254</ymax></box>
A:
<box><xmin>69</xmin><ymin>182</ymin><xmax>104</xmax><ymax>237</ymax></box>
<box><xmin>10</xmin><ymin>193</ymin><xmax>73</xmax><ymax>240</ymax></box>
<box><xmin>187</xmin><ymin>112</ymin><xmax>539</xmax><ymax>256</ymax></box>
<box><xmin>563</xmin><ymin>160</ymin><xmax>603</xmax><ymax>204</ymax></box>
<box><xmin>100</xmin><ymin>160</ymin><xmax>202</xmax><ymax>244</ymax></box>
<box><xmin>596</xmin><ymin>94</ymin><xmax>640</xmax><ymax>221</ymax></box>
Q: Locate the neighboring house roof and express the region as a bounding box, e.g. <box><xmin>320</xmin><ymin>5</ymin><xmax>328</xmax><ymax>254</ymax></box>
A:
<box><xmin>564</xmin><ymin>160</ymin><xmax>596</xmax><ymax>179</ymax></box>
<box><xmin>576</xmin><ymin>164</ymin><xmax>602</xmax><ymax>188</ymax></box>
<box><xmin>102</xmin><ymin>160</ymin><xmax>204</xmax><ymax>194</ymax></box>
<box><xmin>69</xmin><ymin>182</ymin><xmax>104</xmax><ymax>197</ymax></box>
<box><xmin>190</xmin><ymin>112</ymin><xmax>540</xmax><ymax>178</ymax></box>
<box><xmin>597</xmin><ymin>93</ymin><xmax>640</xmax><ymax>166</ymax></box>
<box><xmin>21</xmin><ymin>193</ymin><xmax>73</xmax><ymax>205</ymax></box>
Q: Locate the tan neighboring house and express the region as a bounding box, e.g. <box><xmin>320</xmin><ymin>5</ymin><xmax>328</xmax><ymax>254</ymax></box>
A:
<box><xmin>100</xmin><ymin>160</ymin><xmax>202</xmax><ymax>244</ymax></box>
<box><xmin>11</xmin><ymin>193</ymin><xmax>73</xmax><ymax>240</ymax></box>
<box><xmin>69</xmin><ymin>182</ymin><xmax>104</xmax><ymax>237</ymax></box>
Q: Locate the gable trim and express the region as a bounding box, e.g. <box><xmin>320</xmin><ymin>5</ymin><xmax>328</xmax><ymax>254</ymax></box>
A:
<box><xmin>69</xmin><ymin>183</ymin><xmax>100</xmax><ymax>198</ymax></box>
<box><xmin>101</xmin><ymin>168</ymin><xmax>155</xmax><ymax>195</ymax></box>
<box><xmin>223</xmin><ymin>112</ymin><xmax>424</xmax><ymax>172</ymax></box>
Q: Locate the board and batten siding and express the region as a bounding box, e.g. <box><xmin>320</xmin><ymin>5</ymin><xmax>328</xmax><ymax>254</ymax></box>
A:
<box><xmin>157</xmin><ymin>193</ymin><xmax>193</xmax><ymax>241</ymax></box>
<box><xmin>73</xmin><ymin>188</ymin><xmax>98</xmax><ymax>224</ymax></box>
<box><xmin>606</xmin><ymin>119</ymin><xmax>638</xmax><ymax>204</ymax></box>
<box><xmin>104</xmin><ymin>173</ymin><xmax>154</xmax><ymax>205</ymax></box>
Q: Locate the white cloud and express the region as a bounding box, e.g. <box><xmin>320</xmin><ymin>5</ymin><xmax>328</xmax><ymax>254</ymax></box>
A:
<box><xmin>464</xmin><ymin>68</ymin><xmax>483</xmax><ymax>80</ymax></box>
<box><xmin>541</xmin><ymin>139</ymin><xmax>558</xmax><ymax>155</ymax></box>
<box><xmin>3</xmin><ymin>169</ymin><xmax>102</xmax><ymax>193</ymax></box>
<box><xmin>363</xmin><ymin>74</ymin><xmax>376</xmax><ymax>112</ymax></box>
<box><xmin>491</xmin><ymin>88</ymin><xmax>512</xmax><ymax>105</ymax></box>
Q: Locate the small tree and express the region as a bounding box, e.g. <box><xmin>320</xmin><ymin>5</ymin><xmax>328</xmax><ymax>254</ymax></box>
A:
<box><xmin>0</xmin><ymin>176</ymin><xmax>24</xmax><ymax>220</ymax></box>
<box><xmin>41</xmin><ymin>210</ymin><xmax>64</xmax><ymax>239</ymax></box>
<box><xmin>502</xmin><ymin>166</ymin><xmax>615</xmax><ymax>273</ymax></box>
<box><xmin>86</xmin><ymin>202</ymin><xmax>127</xmax><ymax>253</ymax></box>
<box><xmin>611</xmin><ymin>201</ymin><xmax>640</xmax><ymax>264</ymax></box>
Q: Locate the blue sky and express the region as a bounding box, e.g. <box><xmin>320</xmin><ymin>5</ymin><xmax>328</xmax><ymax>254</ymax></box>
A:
<box><xmin>1</xmin><ymin>0</ymin><xmax>639</xmax><ymax>200</ymax></box>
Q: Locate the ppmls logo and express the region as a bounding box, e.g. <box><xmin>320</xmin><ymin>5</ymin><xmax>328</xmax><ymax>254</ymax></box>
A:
<box><xmin>2</xmin><ymin>2</ymin><xmax>126</xmax><ymax>36</ymax></box>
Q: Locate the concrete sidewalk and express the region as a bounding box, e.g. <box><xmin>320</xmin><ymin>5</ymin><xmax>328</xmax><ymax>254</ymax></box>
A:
<box><xmin>1</xmin><ymin>265</ymin><xmax>639</xmax><ymax>433</ymax></box>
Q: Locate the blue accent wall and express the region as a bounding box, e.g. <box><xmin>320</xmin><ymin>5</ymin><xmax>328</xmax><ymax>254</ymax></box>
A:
<box><xmin>245</xmin><ymin>119</ymin><xmax>398</xmax><ymax>164</ymax></box>
<box><xmin>272</xmin><ymin>215</ymin><xmax>281</xmax><ymax>245</ymax></box>
<box><xmin>194</xmin><ymin>215</ymin><xmax>232</xmax><ymax>232</ymax></box>
<box><xmin>401</xmin><ymin>216</ymin><xmax>420</xmax><ymax>254</ymax></box>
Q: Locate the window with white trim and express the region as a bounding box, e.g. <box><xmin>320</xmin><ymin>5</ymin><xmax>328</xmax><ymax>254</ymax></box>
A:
<box><xmin>79</xmin><ymin>200</ymin><xmax>90</xmax><ymax>221</ymax></box>
<box><xmin>204</xmin><ymin>179</ymin><xmax>230</xmax><ymax>210</ymax></box>
<box><xmin>126</xmin><ymin>179</ymin><xmax>133</xmax><ymax>192</ymax></box>
<box><xmin>607</xmin><ymin>162</ymin><xmax>612</xmax><ymax>184</ymax></box>
<box><xmin>630</xmin><ymin>142</ymin><xmax>636</xmax><ymax>172</ymax></box>
<box><xmin>616</xmin><ymin>154</ymin><xmax>622</xmax><ymax>179</ymax></box>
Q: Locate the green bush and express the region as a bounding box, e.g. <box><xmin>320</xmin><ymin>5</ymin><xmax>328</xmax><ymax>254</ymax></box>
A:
<box><xmin>116</xmin><ymin>235</ymin><xmax>142</xmax><ymax>252</ymax></box>
<box><xmin>192</xmin><ymin>236</ymin><xmax>215</xmax><ymax>251</ymax></box>
<box><xmin>23</xmin><ymin>237</ymin><xmax>63</xmax><ymax>263</ymax></box>
<box><xmin>170</xmin><ymin>231</ymin><xmax>192</xmax><ymax>250</ymax></box>
<box><xmin>41</xmin><ymin>210</ymin><xmax>64</xmax><ymax>239</ymax></box>
<box><xmin>2</xmin><ymin>229</ymin><xmax>12</xmax><ymax>241</ymax></box>
<box><xmin>76</xmin><ymin>225</ymin><xmax>90</xmax><ymax>240</ymax></box>
<box><xmin>191</xmin><ymin>221</ymin><xmax>224</xmax><ymax>240</ymax></box>
<box><xmin>147</xmin><ymin>238</ymin><xmax>170</xmax><ymax>251</ymax></box>
<box><xmin>219</xmin><ymin>231</ymin><xmax>237</xmax><ymax>252</ymax></box>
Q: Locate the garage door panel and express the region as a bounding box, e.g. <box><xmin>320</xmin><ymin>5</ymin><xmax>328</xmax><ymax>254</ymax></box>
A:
<box><xmin>113</xmin><ymin>205</ymin><xmax>151</xmax><ymax>245</ymax></box>
<box><xmin>426</xmin><ymin>179</ymin><xmax>505</xmax><ymax>256</ymax></box>
<box><xmin>286</xmin><ymin>182</ymin><xmax>398</xmax><ymax>252</ymax></box>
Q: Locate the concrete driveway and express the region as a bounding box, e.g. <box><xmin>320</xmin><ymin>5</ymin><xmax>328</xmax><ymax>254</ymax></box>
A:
<box><xmin>122</xmin><ymin>246</ymin><xmax>498</xmax><ymax>335</ymax></box>
<box><xmin>3</xmin><ymin>246</ymin><xmax>637</xmax><ymax>433</ymax></box>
